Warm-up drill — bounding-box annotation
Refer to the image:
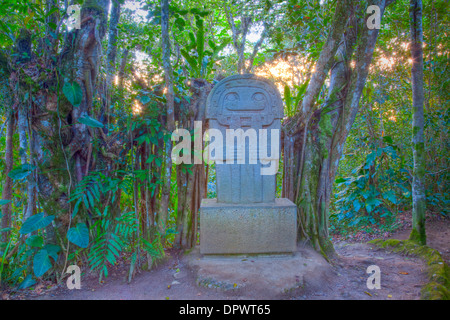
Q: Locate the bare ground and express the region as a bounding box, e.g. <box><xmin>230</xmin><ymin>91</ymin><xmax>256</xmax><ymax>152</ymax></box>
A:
<box><xmin>4</xmin><ymin>214</ymin><xmax>449</xmax><ymax>300</ymax></box>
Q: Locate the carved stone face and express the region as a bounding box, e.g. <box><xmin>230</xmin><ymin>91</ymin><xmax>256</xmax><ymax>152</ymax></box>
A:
<box><xmin>205</xmin><ymin>74</ymin><xmax>283</xmax><ymax>204</ymax></box>
<box><xmin>206</xmin><ymin>74</ymin><xmax>283</xmax><ymax>128</ymax></box>
<box><xmin>222</xmin><ymin>87</ymin><xmax>268</xmax><ymax>112</ymax></box>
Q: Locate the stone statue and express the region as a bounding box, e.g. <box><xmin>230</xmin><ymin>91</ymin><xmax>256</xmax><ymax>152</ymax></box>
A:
<box><xmin>200</xmin><ymin>74</ymin><xmax>297</xmax><ymax>255</ymax></box>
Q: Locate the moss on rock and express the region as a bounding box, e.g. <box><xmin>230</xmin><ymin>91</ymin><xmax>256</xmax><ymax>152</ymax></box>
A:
<box><xmin>369</xmin><ymin>238</ymin><xmax>450</xmax><ymax>300</ymax></box>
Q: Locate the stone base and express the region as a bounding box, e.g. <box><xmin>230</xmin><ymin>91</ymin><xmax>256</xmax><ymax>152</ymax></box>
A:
<box><xmin>185</xmin><ymin>245</ymin><xmax>332</xmax><ymax>295</ymax></box>
<box><xmin>199</xmin><ymin>198</ymin><xmax>297</xmax><ymax>255</ymax></box>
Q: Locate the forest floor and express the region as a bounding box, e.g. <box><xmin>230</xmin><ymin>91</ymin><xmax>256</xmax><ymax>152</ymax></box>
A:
<box><xmin>3</xmin><ymin>212</ymin><xmax>449</xmax><ymax>300</ymax></box>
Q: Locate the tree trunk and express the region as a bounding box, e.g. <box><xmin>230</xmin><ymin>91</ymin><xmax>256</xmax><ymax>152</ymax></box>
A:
<box><xmin>159</xmin><ymin>0</ymin><xmax>175</xmax><ymax>236</ymax></box>
<box><xmin>1</xmin><ymin>111</ymin><xmax>15</xmax><ymax>243</ymax></box>
<box><xmin>103</xmin><ymin>0</ymin><xmax>121</xmax><ymax>125</ymax></box>
<box><xmin>105</xmin><ymin>0</ymin><xmax>121</xmax><ymax>88</ymax></box>
<box><xmin>282</xmin><ymin>0</ymin><xmax>393</xmax><ymax>257</ymax></box>
<box><xmin>174</xmin><ymin>79</ymin><xmax>212</xmax><ymax>248</ymax></box>
<box><xmin>118</xmin><ymin>48</ymin><xmax>129</xmax><ymax>90</ymax></box>
<box><xmin>30</xmin><ymin>0</ymin><xmax>110</xmax><ymax>241</ymax></box>
<box><xmin>408</xmin><ymin>0</ymin><xmax>426</xmax><ymax>245</ymax></box>
<box><xmin>17</xmin><ymin>100</ymin><xmax>35</xmax><ymax>221</ymax></box>
<box><xmin>25</xmin><ymin>117</ymin><xmax>36</xmax><ymax>221</ymax></box>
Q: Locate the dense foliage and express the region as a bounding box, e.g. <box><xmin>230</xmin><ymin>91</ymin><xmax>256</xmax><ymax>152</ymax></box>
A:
<box><xmin>0</xmin><ymin>0</ymin><xmax>447</xmax><ymax>290</ymax></box>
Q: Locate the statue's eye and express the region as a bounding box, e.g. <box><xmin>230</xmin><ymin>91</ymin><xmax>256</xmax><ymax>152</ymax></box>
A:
<box><xmin>225</xmin><ymin>93</ymin><xmax>239</xmax><ymax>101</ymax></box>
<box><xmin>252</xmin><ymin>93</ymin><xmax>265</xmax><ymax>101</ymax></box>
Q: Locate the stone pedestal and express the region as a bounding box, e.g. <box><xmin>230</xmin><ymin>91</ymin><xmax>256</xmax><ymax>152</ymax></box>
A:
<box><xmin>200</xmin><ymin>198</ymin><xmax>297</xmax><ymax>255</ymax></box>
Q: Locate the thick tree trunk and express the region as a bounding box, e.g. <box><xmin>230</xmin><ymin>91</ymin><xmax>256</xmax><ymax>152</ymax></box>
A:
<box><xmin>159</xmin><ymin>0</ymin><xmax>175</xmax><ymax>236</ymax></box>
<box><xmin>1</xmin><ymin>112</ymin><xmax>15</xmax><ymax>243</ymax></box>
<box><xmin>409</xmin><ymin>0</ymin><xmax>426</xmax><ymax>244</ymax></box>
<box><xmin>29</xmin><ymin>0</ymin><xmax>110</xmax><ymax>242</ymax></box>
<box><xmin>282</xmin><ymin>0</ymin><xmax>393</xmax><ymax>257</ymax></box>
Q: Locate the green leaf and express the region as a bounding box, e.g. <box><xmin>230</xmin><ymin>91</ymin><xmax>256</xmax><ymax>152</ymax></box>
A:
<box><xmin>62</xmin><ymin>81</ymin><xmax>82</xmax><ymax>108</ymax></box>
<box><xmin>294</xmin><ymin>80</ymin><xmax>309</xmax><ymax>105</ymax></box>
<box><xmin>67</xmin><ymin>223</ymin><xmax>89</xmax><ymax>248</ymax></box>
<box><xmin>45</xmin><ymin>7</ymin><xmax>59</xmax><ymax>18</ymax></box>
<box><xmin>353</xmin><ymin>199</ymin><xmax>361</xmax><ymax>212</ymax></box>
<box><xmin>18</xmin><ymin>274</ymin><xmax>36</xmax><ymax>289</ymax></box>
<box><xmin>8</xmin><ymin>164</ymin><xmax>34</xmax><ymax>180</ymax></box>
<box><xmin>365</xmin><ymin>197</ymin><xmax>382</xmax><ymax>213</ymax></box>
<box><xmin>383</xmin><ymin>136</ymin><xmax>393</xmax><ymax>144</ymax></box>
<box><xmin>26</xmin><ymin>235</ymin><xmax>43</xmax><ymax>248</ymax></box>
<box><xmin>197</xmin><ymin>10</ymin><xmax>210</xmax><ymax>17</ymax></box>
<box><xmin>180</xmin><ymin>49</ymin><xmax>199</xmax><ymax>73</ymax></box>
<box><xmin>78</xmin><ymin>115</ymin><xmax>104</xmax><ymax>128</ymax></box>
<box><xmin>20</xmin><ymin>213</ymin><xmax>55</xmax><ymax>235</ymax></box>
<box><xmin>146</xmin><ymin>154</ymin><xmax>156</xmax><ymax>164</ymax></box>
<box><xmin>48</xmin><ymin>22</ymin><xmax>57</xmax><ymax>31</ymax></box>
<box><xmin>364</xmin><ymin>151</ymin><xmax>377</xmax><ymax>168</ymax></box>
<box><xmin>33</xmin><ymin>249</ymin><xmax>52</xmax><ymax>277</ymax></box>
<box><xmin>140</xmin><ymin>95</ymin><xmax>151</xmax><ymax>105</ymax></box>
<box><xmin>174</xmin><ymin>17</ymin><xmax>185</xmax><ymax>30</ymax></box>
<box><xmin>0</xmin><ymin>199</ymin><xmax>11</xmax><ymax>205</ymax></box>
<box><xmin>214</xmin><ymin>38</ymin><xmax>231</xmax><ymax>54</ymax></box>
<box><xmin>135</xmin><ymin>134</ymin><xmax>148</xmax><ymax>145</ymax></box>
<box><xmin>72</xmin><ymin>199</ymin><xmax>82</xmax><ymax>218</ymax></box>
<box><xmin>43</xmin><ymin>244</ymin><xmax>60</xmax><ymax>261</ymax></box>
<box><xmin>382</xmin><ymin>190</ymin><xmax>397</xmax><ymax>204</ymax></box>
<box><xmin>196</xmin><ymin>18</ymin><xmax>204</xmax><ymax>69</ymax></box>
<box><xmin>87</xmin><ymin>190</ymin><xmax>94</xmax><ymax>208</ymax></box>
<box><xmin>284</xmin><ymin>85</ymin><xmax>292</xmax><ymax>114</ymax></box>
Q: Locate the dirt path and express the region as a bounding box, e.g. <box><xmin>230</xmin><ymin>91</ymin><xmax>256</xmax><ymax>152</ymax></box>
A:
<box><xmin>300</xmin><ymin>242</ymin><xmax>427</xmax><ymax>300</ymax></box>
<box><xmin>299</xmin><ymin>215</ymin><xmax>449</xmax><ymax>300</ymax></box>
<box><xmin>387</xmin><ymin>217</ymin><xmax>450</xmax><ymax>264</ymax></box>
<box><xmin>7</xmin><ymin>215</ymin><xmax>449</xmax><ymax>300</ymax></box>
